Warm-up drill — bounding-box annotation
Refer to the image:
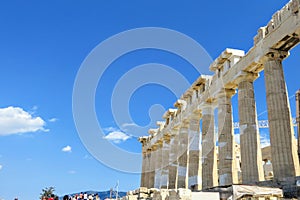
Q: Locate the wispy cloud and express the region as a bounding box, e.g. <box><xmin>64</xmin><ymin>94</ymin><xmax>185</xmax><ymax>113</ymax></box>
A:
<box><xmin>68</xmin><ymin>170</ymin><xmax>76</xmax><ymax>174</ymax></box>
<box><xmin>62</xmin><ymin>145</ymin><xmax>72</xmax><ymax>153</ymax></box>
<box><xmin>83</xmin><ymin>154</ymin><xmax>93</xmax><ymax>160</ymax></box>
<box><xmin>121</xmin><ymin>123</ymin><xmax>138</xmax><ymax>128</ymax></box>
<box><xmin>49</xmin><ymin>118</ymin><xmax>58</xmax><ymax>123</ymax></box>
<box><xmin>0</xmin><ymin>164</ymin><xmax>2</xmax><ymax>170</ymax></box>
<box><xmin>104</xmin><ymin>127</ymin><xmax>118</xmax><ymax>132</ymax></box>
<box><xmin>234</xmin><ymin>133</ymin><xmax>240</xmax><ymax>144</ymax></box>
<box><xmin>260</xmin><ymin>131</ymin><xmax>270</xmax><ymax>148</ymax></box>
<box><xmin>0</xmin><ymin>106</ymin><xmax>48</xmax><ymax>136</ymax></box>
<box><xmin>104</xmin><ymin>131</ymin><xmax>131</xmax><ymax>144</ymax></box>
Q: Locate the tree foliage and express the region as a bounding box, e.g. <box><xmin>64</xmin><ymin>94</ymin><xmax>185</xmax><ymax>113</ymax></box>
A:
<box><xmin>40</xmin><ymin>187</ymin><xmax>55</xmax><ymax>199</ymax></box>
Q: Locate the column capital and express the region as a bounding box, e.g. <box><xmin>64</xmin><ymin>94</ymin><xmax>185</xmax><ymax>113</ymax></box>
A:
<box><xmin>262</xmin><ymin>49</ymin><xmax>289</xmax><ymax>62</ymax></box>
<box><xmin>148</xmin><ymin>128</ymin><xmax>158</xmax><ymax>136</ymax></box>
<box><xmin>138</xmin><ymin>136</ymin><xmax>149</xmax><ymax>146</ymax></box>
<box><xmin>156</xmin><ymin>140</ymin><xmax>163</xmax><ymax>148</ymax></box>
<box><xmin>156</xmin><ymin>121</ymin><xmax>166</xmax><ymax>131</ymax></box>
<box><xmin>201</xmin><ymin>102</ymin><xmax>216</xmax><ymax>116</ymax></box>
<box><xmin>187</xmin><ymin>112</ymin><xmax>201</xmax><ymax>121</ymax></box>
<box><xmin>162</xmin><ymin>135</ymin><xmax>171</xmax><ymax>144</ymax></box>
<box><xmin>217</xmin><ymin>88</ymin><xmax>236</xmax><ymax>99</ymax></box>
<box><xmin>233</xmin><ymin>71</ymin><xmax>259</xmax><ymax>84</ymax></box>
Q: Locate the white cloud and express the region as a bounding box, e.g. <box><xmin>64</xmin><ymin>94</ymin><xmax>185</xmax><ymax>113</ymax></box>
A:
<box><xmin>104</xmin><ymin>127</ymin><xmax>118</xmax><ymax>132</ymax></box>
<box><xmin>234</xmin><ymin>133</ymin><xmax>240</xmax><ymax>144</ymax></box>
<box><xmin>83</xmin><ymin>154</ymin><xmax>92</xmax><ymax>160</ymax></box>
<box><xmin>68</xmin><ymin>170</ymin><xmax>76</xmax><ymax>174</ymax></box>
<box><xmin>121</xmin><ymin>123</ymin><xmax>138</xmax><ymax>128</ymax></box>
<box><xmin>62</xmin><ymin>145</ymin><xmax>72</xmax><ymax>153</ymax></box>
<box><xmin>49</xmin><ymin>118</ymin><xmax>58</xmax><ymax>122</ymax></box>
<box><xmin>260</xmin><ymin>136</ymin><xmax>270</xmax><ymax>148</ymax></box>
<box><xmin>260</xmin><ymin>131</ymin><xmax>270</xmax><ymax>148</ymax></box>
<box><xmin>0</xmin><ymin>106</ymin><xmax>47</xmax><ymax>136</ymax></box>
<box><xmin>0</xmin><ymin>165</ymin><xmax>2</xmax><ymax>170</ymax></box>
<box><xmin>104</xmin><ymin>131</ymin><xmax>131</xmax><ymax>143</ymax></box>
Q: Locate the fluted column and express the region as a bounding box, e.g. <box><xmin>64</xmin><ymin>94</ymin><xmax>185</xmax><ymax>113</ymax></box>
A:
<box><xmin>148</xmin><ymin>147</ymin><xmax>157</xmax><ymax>188</ymax></box>
<box><xmin>140</xmin><ymin>151</ymin><xmax>147</xmax><ymax>187</ymax></box>
<box><xmin>201</xmin><ymin>103</ymin><xmax>218</xmax><ymax>189</ymax></box>
<box><xmin>263</xmin><ymin>50</ymin><xmax>300</xmax><ymax>180</ymax></box>
<box><xmin>177</xmin><ymin>122</ymin><xmax>189</xmax><ymax>189</ymax></box>
<box><xmin>218</xmin><ymin>89</ymin><xmax>238</xmax><ymax>186</ymax></box>
<box><xmin>187</xmin><ymin>113</ymin><xmax>202</xmax><ymax>190</ymax></box>
<box><xmin>237</xmin><ymin>73</ymin><xmax>264</xmax><ymax>184</ymax></box>
<box><xmin>144</xmin><ymin>151</ymin><xmax>151</xmax><ymax>188</ymax></box>
<box><xmin>154</xmin><ymin>143</ymin><xmax>163</xmax><ymax>188</ymax></box>
<box><xmin>161</xmin><ymin>139</ymin><xmax>170</xmax><ymax>189</ymax></box>
<box><xmin>139</xmin><ymin>137</ymin><xmax>149</xmax><ymax>188</ymax></box>
<box><xmin>168</xmin><ymin>129</ymin><xmax>179</xmax><ymax>189</ymax></box>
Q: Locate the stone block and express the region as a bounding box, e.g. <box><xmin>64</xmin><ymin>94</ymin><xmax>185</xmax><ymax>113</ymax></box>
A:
<box><xmin>139</xmin><ymin>187</ymin><xmax>149</xmax><ymax>194</ymax></box>
<box><xmin>149</xmin><ymin>188</ymin><xmax>159</xmax><ymax>194</ymax></box>
<box><xmin>177</xmin><ymin>188</ymin><xmax>192</xmax><ymax>200</ymax></box>
<box><xmin>166</xmin><ymin>189</ymin><xmax>177</xmax><ymax>200</ymax></box>
<box><xmin>127</xmin><ymin>191</ymin><xmax>134</xmax><ymax>195</ymax></box>
<box><xmin>152</xmin><ymin>190</ymin><xmax>162</xmax><ymax>200</ymax></box>
<box><xmin>159</xmin><ymin>189</ymin><xmax>169</xmax><ymax>200</ymax></box>
<box><xmin>191</xmin><ymin>192</ymin><xmax>219</xmax><ymax>200</ymax></box>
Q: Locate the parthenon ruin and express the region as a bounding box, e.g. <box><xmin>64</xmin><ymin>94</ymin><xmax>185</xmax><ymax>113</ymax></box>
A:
<box><xmin>134</xmin><ymin>0</ymin><xmax>300</xmax><ymax>199</ymax></box>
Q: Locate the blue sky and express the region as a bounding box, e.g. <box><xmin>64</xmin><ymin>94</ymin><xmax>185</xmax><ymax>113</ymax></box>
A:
<box><xmin>1</xmin><ymin>0</ymin><xmax>300</xmax><ymax>199</ymax></box>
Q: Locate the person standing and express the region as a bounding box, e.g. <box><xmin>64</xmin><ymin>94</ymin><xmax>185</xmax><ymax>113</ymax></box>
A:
<box><xmin>83</xmin><ymin>192</ymin><xmax>87</xmax><ymax>200</ymax></box>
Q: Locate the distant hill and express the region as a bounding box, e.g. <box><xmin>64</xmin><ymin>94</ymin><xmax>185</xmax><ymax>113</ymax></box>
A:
<box><xmin>60</xmin><ymin>190</ymin><xmax>127</xmax><ymax>200</ymax></box>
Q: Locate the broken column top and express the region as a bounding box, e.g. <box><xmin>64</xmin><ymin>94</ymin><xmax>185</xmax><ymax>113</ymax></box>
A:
<box><xmin>148</xmin><ymin>128</ymin><xmax>158</xmax><ymax>135</ymax></box>
<box><xmin>192</xmin><ymin>75</ymin><xmax>212</xmax><ymax>89</ymax></box>
<box><xmin>163</xmin><ymin>108</ymin><xmax>177</xmax><ymax>119</ymax></box>
<box><xmin>174</xmin><ymin>99</ymin><xmax>187</xmax><ymax>108</ymax></box>
<box><xmin>138</xmin><ymin>136</ymin><xmax>149</xmax><ymax>144</ymax></box>
<box><xmin>209</xmin><ymin>48</ymin><xmax>245</xmax><ymax>72</ymax></box>
<box><xmin>156</xmin><ymin>121</ymin><xmax>166</xmax><ymax>131</ymax></box>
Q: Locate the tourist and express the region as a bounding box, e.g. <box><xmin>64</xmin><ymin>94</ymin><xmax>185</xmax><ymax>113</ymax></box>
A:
<box><xmin>48</xmin><ymin>194</ymin><xmax>55</xmax><ymax>200</ymax></box>
<box><xmin>63</xmin><ymin>195</ymin><xmax>69</xmax><ymax>200</ymax></box>
<box><xmin>83</xmin><ymin>192</ymin><xmax>87</xmax><ymax>200</ymax></box>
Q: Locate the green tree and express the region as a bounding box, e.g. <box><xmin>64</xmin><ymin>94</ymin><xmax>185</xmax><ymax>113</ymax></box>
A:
<box><xmin>40</xmin><ymin>186</ymin><xmax>56</xmax><ymax>199</ymax></box>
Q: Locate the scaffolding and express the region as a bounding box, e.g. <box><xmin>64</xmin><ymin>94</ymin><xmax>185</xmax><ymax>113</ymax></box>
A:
<box><xmin>296</xmin><ymin>89</ymin><xmax>300</xmax><ymax>159</ymax></box>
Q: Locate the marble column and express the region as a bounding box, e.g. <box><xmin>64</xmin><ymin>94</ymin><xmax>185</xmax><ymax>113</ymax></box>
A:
<box><xmin>154</xmin><ymin>143</ymin><xmax>163</xmax><ymax>188</ymax></box>
<box><xmin>148</xmin><ymin>147</ymin><xmax>157</xmax><ymax>188</ymax></box>
<box><xmin>168</xmin><ymin>130</ymin><xmax>179</xmax><ymax>189</ymax></box>
<box><xmin>188</xmin><ymin>113</ymin><xmax>202</xmax><ymax>190</ymax></box>
<box><xmin>201</xmin><ymin>103</ymin><xmax>218</xmax><ymax>189</ymax></box>
<box><xmin>177</xmin><ymin>123</ymin><xmax>189</xmax><ymax>189</ymax></box>
<box><xmin>263</xmin><ymin>50</ymin><xmax>300</xmax><ymax>179</ymax></box>
<box><xmin>144</xmin><ymin>151</ymin><xmax>151</xmax><ymax>188</ymax></box>
<box><xmin>237</xmin><ymin>73</ymin><xmax>264</xmax><ymax>184</ymax></box>
<box><xmin>139</xmin><ymin>137</ymin><xmax>148</xmax><ymax>188</ymax></box>
<box><xmin>160</xmin><ymin>139</ymin><xmax>170</xmax><ymax>189</ymax></box>
<box><xmin>140</xmin><ymin>151</ymin><xmax>147</xmax><ymax>187</ymax></box>
<box><xmin>217</xmin><ymin>89</ymin><xmax>238</xmax><ymax>186</ymax></box>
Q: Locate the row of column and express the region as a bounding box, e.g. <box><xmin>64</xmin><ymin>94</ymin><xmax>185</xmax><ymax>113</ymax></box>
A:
<box><xmin>140</xmin><ymin>50</ymin><xmax>300</xmax><ymax>190</ymax></box>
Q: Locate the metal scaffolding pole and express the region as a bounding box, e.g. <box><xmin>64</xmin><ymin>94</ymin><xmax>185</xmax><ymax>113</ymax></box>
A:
<box><xmin>296</xmin><ymin>90</ymin><xmax>300</xmax><ymax>160</ymax></box>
